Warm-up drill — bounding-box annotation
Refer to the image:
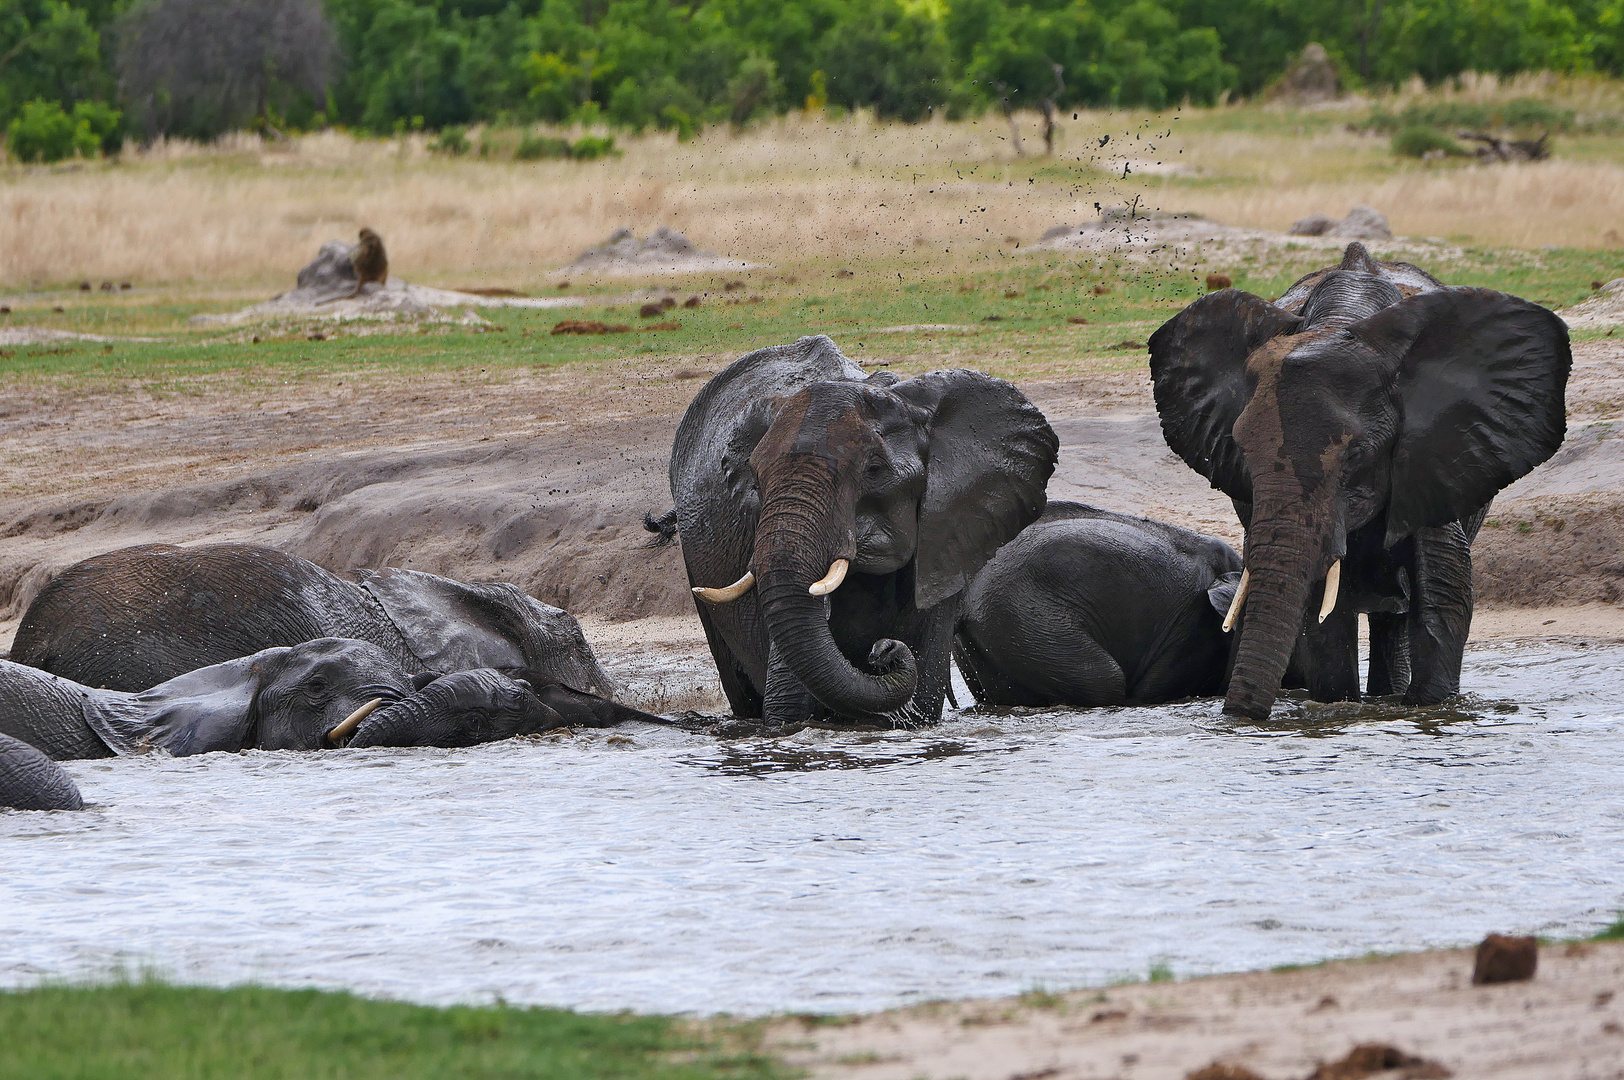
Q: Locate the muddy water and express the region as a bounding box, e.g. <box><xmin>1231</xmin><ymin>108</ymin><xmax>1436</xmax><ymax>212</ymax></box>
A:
<box><xmin>3</xmin><ymin>641</ymin><xmax>1623</xmax><ymax>1016</ymax></box>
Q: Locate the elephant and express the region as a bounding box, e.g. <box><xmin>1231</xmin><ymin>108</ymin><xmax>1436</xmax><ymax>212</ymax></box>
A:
<box><xmin>0</xmin><ymin>732</ymin><xmax>83</xmax><ymax>811</ymax></box>
<box><xmin>0</xmin><ymin>637</ymin><xmax>662</xmax><ymax>762</ymax></box>
<box><xmin>953</xmin><ymin>502</ymin><xmax>1243</xmax><ymax>707</ymax></box>
<box><xmin>11</xmin><ymin>543</ymin><xmax>615</xmax><ymax>700</ymax></box>
<box><xmin>663</xmin><ymin>334</ymin><xmax>1057</xmax><ymax>728</ymax></box>
<box><xmin>1148</xmin><ymin>242</ymin><xmax>1570</xmax><ymax>720</ymax></box>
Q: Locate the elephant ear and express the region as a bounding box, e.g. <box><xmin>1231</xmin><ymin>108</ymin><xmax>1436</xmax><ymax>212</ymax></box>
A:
<box><xmin>1348</xmin><ymin>287</ymin><xmax>1571</xmax><ymax>544</ymax></box>
<box><xmin>892</xmin><ymin>370</ymin><xmax>1059</xmax><ymax>609</ymax></box>
<box><xmin>358</xmin><ymin>568</ymin><xmax>615</xmax><ymax>698</ymax></box>
<box><xmin>1207</xmin><ymin>570</ymin><xmax>1243</xmax><ymax>616</ymax></box>
<box><xmin>86</xmin><ymin>651</ymin><xmax>280</xmax><ymax>756</ymax></box>
<box><xmin>1148</xmin><ymin>289</ymin><xmax>1302</xmax><ymax>501</ymax></box>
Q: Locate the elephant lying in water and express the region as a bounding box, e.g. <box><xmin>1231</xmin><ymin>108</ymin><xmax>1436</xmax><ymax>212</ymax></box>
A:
<box><xmin>953</xmin><ymin>503</ymin><xmax>1244</xmax><ymax>707</ymax></box>
<box><xmin>1149</xmin><ymin>242</ymin><xmax>1570</xmax><ymax>719</ymax></box>
<box><xmin>12</xmin><ymin>543</ymin><xmax>615</xmax><ymax>699</ymax></box>
<box><xmin>0</xmin><ymin>732</ymin><xmax>83</xmax><ymax>811</ymax></box>
<box><xmin>0</xmin><ymin>637</ymin><xmax>662</xmax><ymax>767</ymax></box>
<box><xmin>662</xmin><ymin>335</ymin><xmax>1057</xmax><ymax>728</ymax></box>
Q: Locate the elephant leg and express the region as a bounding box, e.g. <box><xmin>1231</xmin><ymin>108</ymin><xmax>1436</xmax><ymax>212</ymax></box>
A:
<box><xmin>953</xmin><ymin>632</ymin><xmax>1012</xmax><ymax>706</ymax></box>
<box><xmin>1132</xmin><ymin>596</ymin><xmax>1229</xmax><ymax>703</ymax></box>
<box><xmin>1298</xmin><ymin>604</ymin><xmax>1360</xmax><ymax>703</ymax></box>
<box><xmin>1366</xmin><ymin>611</ymin><xmax>1412</xmax><ymax>697</ymax></box>
<box><xmin>902</xmin><ymin>603</ymin><xmax>957</xmax><ymax>725</ymax></box>
<box><xmin>1405</xmin><ymin>521</ymin><xmax>1475</xmax><ymax>705</ymax></box>
<box><xmin>763</xmin><ymin>641</ymin><xmax>818</xmax><ymax>728</ymax></box>
<box><xmin>695</xmin><ymin>604</ymin><xmax>763</xmax><ymax>719</ymax></box>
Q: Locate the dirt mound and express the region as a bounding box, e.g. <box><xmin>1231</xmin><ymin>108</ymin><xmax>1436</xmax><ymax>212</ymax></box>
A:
<box><xmin>191</xmin><ymin>238</ymin><xmax>586</xmax><ymax>327</ymax></box>
<box><xmin>1261</xmin><ymin>43</ymin><xmax>1342</xmax><ymax>106</ymax></box>
<box><xmin>559</xmin><ymin>227</ymin><xmax>758</xmax><ymax>276</ymax></box>
<box><xmin>1559</xmin><ymin>277</ymin><xmax>1624</xmax><ymax>328</ymax></box>
<box><xmin>1032</xmin><ymin>205</ymin><xmax>1413</xmax><ymax>258</ymax></box>
<box><xmin>1289</xmin><ymin>205</ymin><xmax>1394</xmax><ymax>240</ymax></box>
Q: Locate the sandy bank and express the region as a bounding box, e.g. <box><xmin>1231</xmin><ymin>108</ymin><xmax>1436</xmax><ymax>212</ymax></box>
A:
<box><xmin>767</xmin><ymin>940</ymin><xmax>1624</xmax><ymax>1080</ymax></box>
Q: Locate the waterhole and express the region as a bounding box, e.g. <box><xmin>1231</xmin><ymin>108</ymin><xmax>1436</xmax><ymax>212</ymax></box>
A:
<box><xmin>2</xmin><ymin>641</ymin><xmax>1621</xmax><ymax>1015</ymax></box>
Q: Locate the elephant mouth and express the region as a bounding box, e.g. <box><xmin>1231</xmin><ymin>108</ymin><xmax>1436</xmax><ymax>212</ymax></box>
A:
<box><xmin>323</xmin><ymin>691</ymin><xmax>399</xmax><ymax>747</ymax></box>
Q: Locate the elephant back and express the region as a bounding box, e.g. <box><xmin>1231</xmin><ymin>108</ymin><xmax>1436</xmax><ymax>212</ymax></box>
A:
<box><xmin>11</xmin><ymin>543</ymin><xmax>403</xmax><ymax>691</ymax></box>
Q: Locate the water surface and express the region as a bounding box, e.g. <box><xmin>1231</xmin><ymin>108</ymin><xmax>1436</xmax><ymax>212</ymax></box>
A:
<box><xmin>3</xmin><ymin>641</ymin><xmax>1622</xmax><ymax>1015</ymax></box>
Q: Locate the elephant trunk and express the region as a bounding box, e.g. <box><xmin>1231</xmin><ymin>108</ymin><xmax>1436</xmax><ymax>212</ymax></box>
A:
<box><xmin>1223</xmin><ymin>505</ymin><xmax>1328</xmax><ymax>720</ymax></box>
<box><xmin>347</xmin><ymin>670</ymin><xmax>562</xmax><ymax>748</ymax></box>
<box><xmin>752</xmin><ymin>456</ymin><xmax>917</xmax><ymax>721</ymax></box>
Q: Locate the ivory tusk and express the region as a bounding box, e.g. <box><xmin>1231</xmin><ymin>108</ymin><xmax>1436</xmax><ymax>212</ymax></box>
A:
<box><xmin>692</xmin><ymin>570</ymin><xmax>755</xmax><ymax>604</ymax></box>
<box><xmin>808</xmin><ymin>559</ymin><xmax>849</xmax><ymax>597</ymax></box>
<box><xmin>1221</xmin><ymin>568</ymin><xmax>1250</xmax><ymax>633</ymax></box>
<box><xmin>1317</xmin><ymin>560</ymin><xmax>1341</xmax><ymax>623</ymax></box>
<box><xmin>326</xmin><ymin>697</ymin><xmax>385</xmax><ymax>745</ymax></box>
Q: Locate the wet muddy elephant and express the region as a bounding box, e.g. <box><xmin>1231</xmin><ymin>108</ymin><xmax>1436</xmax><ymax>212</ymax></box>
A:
<box><xmin>664</xmin><ymin>335</ymin><xmax>1057</xmax><ymax>728</ymax></box>
<box><xmin>0</xmin><ymin>732</ymin><xmax>83</xmax><ymax>810</ymax></box>
<box><xmin>954</xmin><ymin>503</ymin><xmax>1243</xmax><ymax>707</ymax></box>
<box><xmin>1149</xmin><ymin>242</ymin><xmax>1570</xmax><ymax>720</ymax></box>
<box><xmin>0</xmin><ymin>637</ymin><xmax>658</xmax><ymax>761</ymax></box>
<box><xmin>12</xmin><ymin>543</ymin><xmax>615</xmax><ymax>699</ymax></box>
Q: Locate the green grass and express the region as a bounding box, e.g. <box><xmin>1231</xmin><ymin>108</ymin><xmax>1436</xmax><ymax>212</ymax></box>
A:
<box><xmin>4</xmin><ymin>241</ymin><xmax>1619</xmax><ymax>393</ymax></box>
<box><xmin>0</xmin><ymin>981</ymin><xmax>786</xmax><ymax>1080</ymax></box>
<box><xmin>1590</xmin><ymin>913</ymin><xmax>1624</xmax><ymax>941</ymax></box>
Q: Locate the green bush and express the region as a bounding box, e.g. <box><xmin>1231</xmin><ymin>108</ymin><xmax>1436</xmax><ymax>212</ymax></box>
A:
<box><xmin>568</xmin><ymin>134</ymin><xmax>618</xmax><ymax>160</ymax></box>
<box><xmin>432</xmin><ymin>125</ymin><xmax>470</xmax><ymax>154</ymax></box>
<box><xmin>1392</xmin><ymin>124</ymin><xmax>1468</xmax><ymax>157</ymax></box>
<box><xmin>6</xmin><ymin>99</ymin><xmax>119</xmax><ymax>163</ymax></box>
<box><xmin>514</xmin><ymin>133</ymin><xmax>572</xmax><ymax>160</ymax></box>
<box><xmin>1366</xmin><ymin>97</ymin><xmax>1578</xmax><ymax>134</ymax></box>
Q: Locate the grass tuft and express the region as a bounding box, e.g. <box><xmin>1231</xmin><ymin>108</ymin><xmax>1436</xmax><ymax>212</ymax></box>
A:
<box><xmin>0</xmin><ymin>979</ymin><xmax>787</xmax><ymax>1080</ymax></box>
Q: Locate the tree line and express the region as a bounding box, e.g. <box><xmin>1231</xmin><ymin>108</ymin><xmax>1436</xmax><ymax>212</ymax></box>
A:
<box><xmin>5</xmin><ymin>0</ymin><xmax>1624</xmax><ymax>158</ymax></box>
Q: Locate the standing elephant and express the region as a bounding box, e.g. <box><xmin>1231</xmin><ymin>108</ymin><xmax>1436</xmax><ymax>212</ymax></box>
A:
<box><xmin>1149</xmin><ymin>242</ymin><xmax>1570</xmax><ymax>720</ymax></box>
<box><xmin>665</xmin><ymin>335</ymin><xmax>1057</xmax><ymax>728</ymax></box>
<box><xmin>0</xmin><ymin>733</ymin><xmax>83</xmax><ymax>810</ymax></box>
<box><xmin>954</xmin><ymin>503</ymin><xmax>1243</xmax><ymax>707</ymax></box>
<box><xmin>0</xmin><ymin>637</ymin><xmax>660</xmax><ymax>761</ymax></box>
<box><xmin>11</xmin><ymin>543</ymin><xmax>615</xmax><ymax>699</ymax></box>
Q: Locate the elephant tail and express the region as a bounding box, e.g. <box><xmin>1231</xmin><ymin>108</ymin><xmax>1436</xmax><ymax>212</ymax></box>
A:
<box><xmin>642</xmin><ymin>508</ymin><xmax>678</xmax><ymax>549</ymax></box>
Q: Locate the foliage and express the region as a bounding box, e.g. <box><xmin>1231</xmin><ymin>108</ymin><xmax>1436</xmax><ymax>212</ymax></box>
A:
<box><xmin>0</xmin><ymin>980</ymin><xmax>786</xmax><ymax>1080</ymax></box>
<box><xmin>1366</xmin><ymin>97</ymin><xmax>1580</xmax><ymax>133</ymax></box>
<box><xmin>12</xmin><ymin>0</ymin><xmax>1624</xmax><ymax>145</ymax></box>
<box><xmin>5</xmin><ymin>95</ymin><xmax>114</xmax><ymax>160</ymax></box>
<box><xmin>114</xmin><ymin>0</ymin><xmax>336</xmax><ymax>140</ymax></box>
<box><xmin>433</xmin><ymin>124</ymin><xmax>470</xmax><ymax>154</ymax></box>
<box><xmin>1592</xmin><ymin>912</ymin><xmax>1624</xmax><ymax>940</ymax></box>
<box><xmin>1391</xmin><ymin>124</ymin><xmax>1469</xmax><ymax>156</ymax></box>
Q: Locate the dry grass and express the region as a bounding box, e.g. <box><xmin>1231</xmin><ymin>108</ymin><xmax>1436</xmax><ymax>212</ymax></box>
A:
<box><xmin>2</xmin><ymin>76</ymin><xmax>1621</xmax><ymax>290</ymax></box>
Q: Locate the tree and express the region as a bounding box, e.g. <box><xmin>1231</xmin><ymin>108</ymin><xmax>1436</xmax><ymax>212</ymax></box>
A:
<box><xmin>115</xmin><ymin>0</ymin><xmax>336</xmax><ymax>140</ymax></box>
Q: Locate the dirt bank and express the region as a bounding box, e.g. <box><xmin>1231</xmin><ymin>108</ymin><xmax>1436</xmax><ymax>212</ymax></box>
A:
<box><xmin>765</xmin><ymin>939</ymin><xmax>1624</xmax><ymax>1079</ymax></box>
<box><xmin>4</xmin><ymin>338</ymin><xmax>1623</xmax><ymax>653</ymax></box>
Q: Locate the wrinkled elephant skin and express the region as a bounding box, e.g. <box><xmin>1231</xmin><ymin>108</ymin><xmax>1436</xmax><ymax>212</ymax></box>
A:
<box><xmin>1149</xmin><ymin>243</ymin><xmax>1570</xmax><ymax>719</ymax></box>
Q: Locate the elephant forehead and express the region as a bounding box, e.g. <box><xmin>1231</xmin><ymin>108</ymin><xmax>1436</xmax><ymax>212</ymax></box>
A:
<box><xmin>754</xmin><ymin>383</ymin><xmax>892</xmax><ymax>461</ymax></box>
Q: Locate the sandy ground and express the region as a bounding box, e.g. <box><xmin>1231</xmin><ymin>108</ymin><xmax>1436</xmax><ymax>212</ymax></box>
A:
<box><xmin>764</xmin><ymin>940</ymin><xmax>1624</xmax><ymax>1080</ymax></box>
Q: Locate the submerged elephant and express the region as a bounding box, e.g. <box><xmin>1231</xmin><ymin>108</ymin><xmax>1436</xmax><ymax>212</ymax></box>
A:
<box><xmin>1149</xmin><ymin>242</ymin><xmax>1570</xmax><ymax>719</ymax></box>
<box><xmin>12</xmin><ymin>543</ymin><xmax>615</xmax><ymax>699</ymax></box>
<box><xmin>0</xmin><ymin>637</ymin><xmax>660</xmax><ymax>762</ymax></box>
<box><xmin>0</xmin><ymin>733</ymin><xmax>83</xmax><ymax>811</ymax></box>
<box><xmin>663</xmin><ymin>335</ymin><xmax>1057</xmax><ymax>727</ymax></box>
<box><xmin>954</xmin><ymin>503</ymin><xmax>1243</xmax><ymax>707</ymax></box>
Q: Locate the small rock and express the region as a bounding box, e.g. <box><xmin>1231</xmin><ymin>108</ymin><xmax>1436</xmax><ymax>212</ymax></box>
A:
<box><xmin>99</xmin><ymin>281</ymin><xmax>114</xmax><ymax>291</ymax></box>
<box><xmin>1473</xmin><ymin>932</ymin><xmax>1537</xmax><ymax>985</ymax></box>
<box><xmin>638</xmin><ymin>302</ymin><xmax>664</xmax><ymax>318</ymax></box>
<box><xmin>1067</xmin><ymin>315</ymin><xmax>1089</xmax><ymax>324</ymax></box>
<box><xmin>1185</xmin><ymin>1064</ymin><xmax>1266</xmax><ymax>1080</ymax></box>
<box><xmin>1289</xmin><ymin>212</ymin><xmax>1337</xmax><ymax>237</ymax></box>
<box><xmin>78</xmin><ymin>281</ymin><xmax>91</xmax><ymax>291</ymax></box>
<box><xmin>119</xmin><ymin>282</ymin><xmax>131</xmax><ymax>290</ymax></box>
<box><xmin>1206</xmin><ymin>273</ymin><xmax>1233</xmax><ymax>291</ymax></box>
<box><xmin>660</xmin><ymin>296</ymin><xmax>676</xmax><ymax>309</ymax></box>
<box><xmin>683</xmin><ymin>295</ymin><xmax>700</xmax><ymax>308</ymax></box>
<box><xmin>1091</xmin><ymin>283</ymin><xmax>1111</xmax><ymax>295</ymax></box>
<box><xmin>1328</xmin><ymin>204</ymin><xmax>1393</xmax><ymax>240</ymax></box>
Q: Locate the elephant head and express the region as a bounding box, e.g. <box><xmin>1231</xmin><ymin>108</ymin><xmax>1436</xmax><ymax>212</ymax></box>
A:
<box><xmin>686</xmin><ymin>339</ymin><xmax>1056</xmax><ymax>723</ymax></box>
<box><xmin>343</xmin><ymin>668</ymin><xmax>667</xmax><ymax>748</ymax></box>
<box><xmin>1149</xmin><ymin>243</ymin><xmax>1570</xmax><ymax>720</ymax></box>
<box><xmin>0</xmin><ymin>732</ymin><xmax>84</xmax><ymax>810</ymax></box>
<box><xmin>87</xmin><ymin>638</ymin><xmax>416</xmax><ymax>756</ymax></box>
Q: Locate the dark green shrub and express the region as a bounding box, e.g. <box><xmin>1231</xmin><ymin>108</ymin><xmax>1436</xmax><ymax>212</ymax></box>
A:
<box><xmin>514</xmin><ymin>133</ymin><xmax>572</xmax><ymax>160</ymax></box>
<box><xmin>568</xmin><ymin>135</ymin><xmax>618</xmax><ymax>160</ymax></box>
<box><xmin>432</xmin><ymin>125</ymin><xmax>469</xmax><ymax>154</ymax></box>
<box><xmin>1392</xmin><ymin>125</ymin><xmax>1467</xmax><ymax>157</ymax></box>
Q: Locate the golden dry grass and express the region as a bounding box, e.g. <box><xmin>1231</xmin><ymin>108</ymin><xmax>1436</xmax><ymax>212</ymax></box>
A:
<box><xmin>2</xmin><ymin>76</ymin><xmax>1621</xmax><ymax>290</ymax></box>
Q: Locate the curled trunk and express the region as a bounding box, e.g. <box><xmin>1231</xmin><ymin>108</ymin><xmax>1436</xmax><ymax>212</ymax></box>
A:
<box><xmin>753</xmin><ymin>460</ymin><xmax>917</xmax><ymax>721</ymax></box>
<box><xmin>348</xmin><ymin>670</ymin><xmax>562</xmax><ymax>748</ymax></box>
